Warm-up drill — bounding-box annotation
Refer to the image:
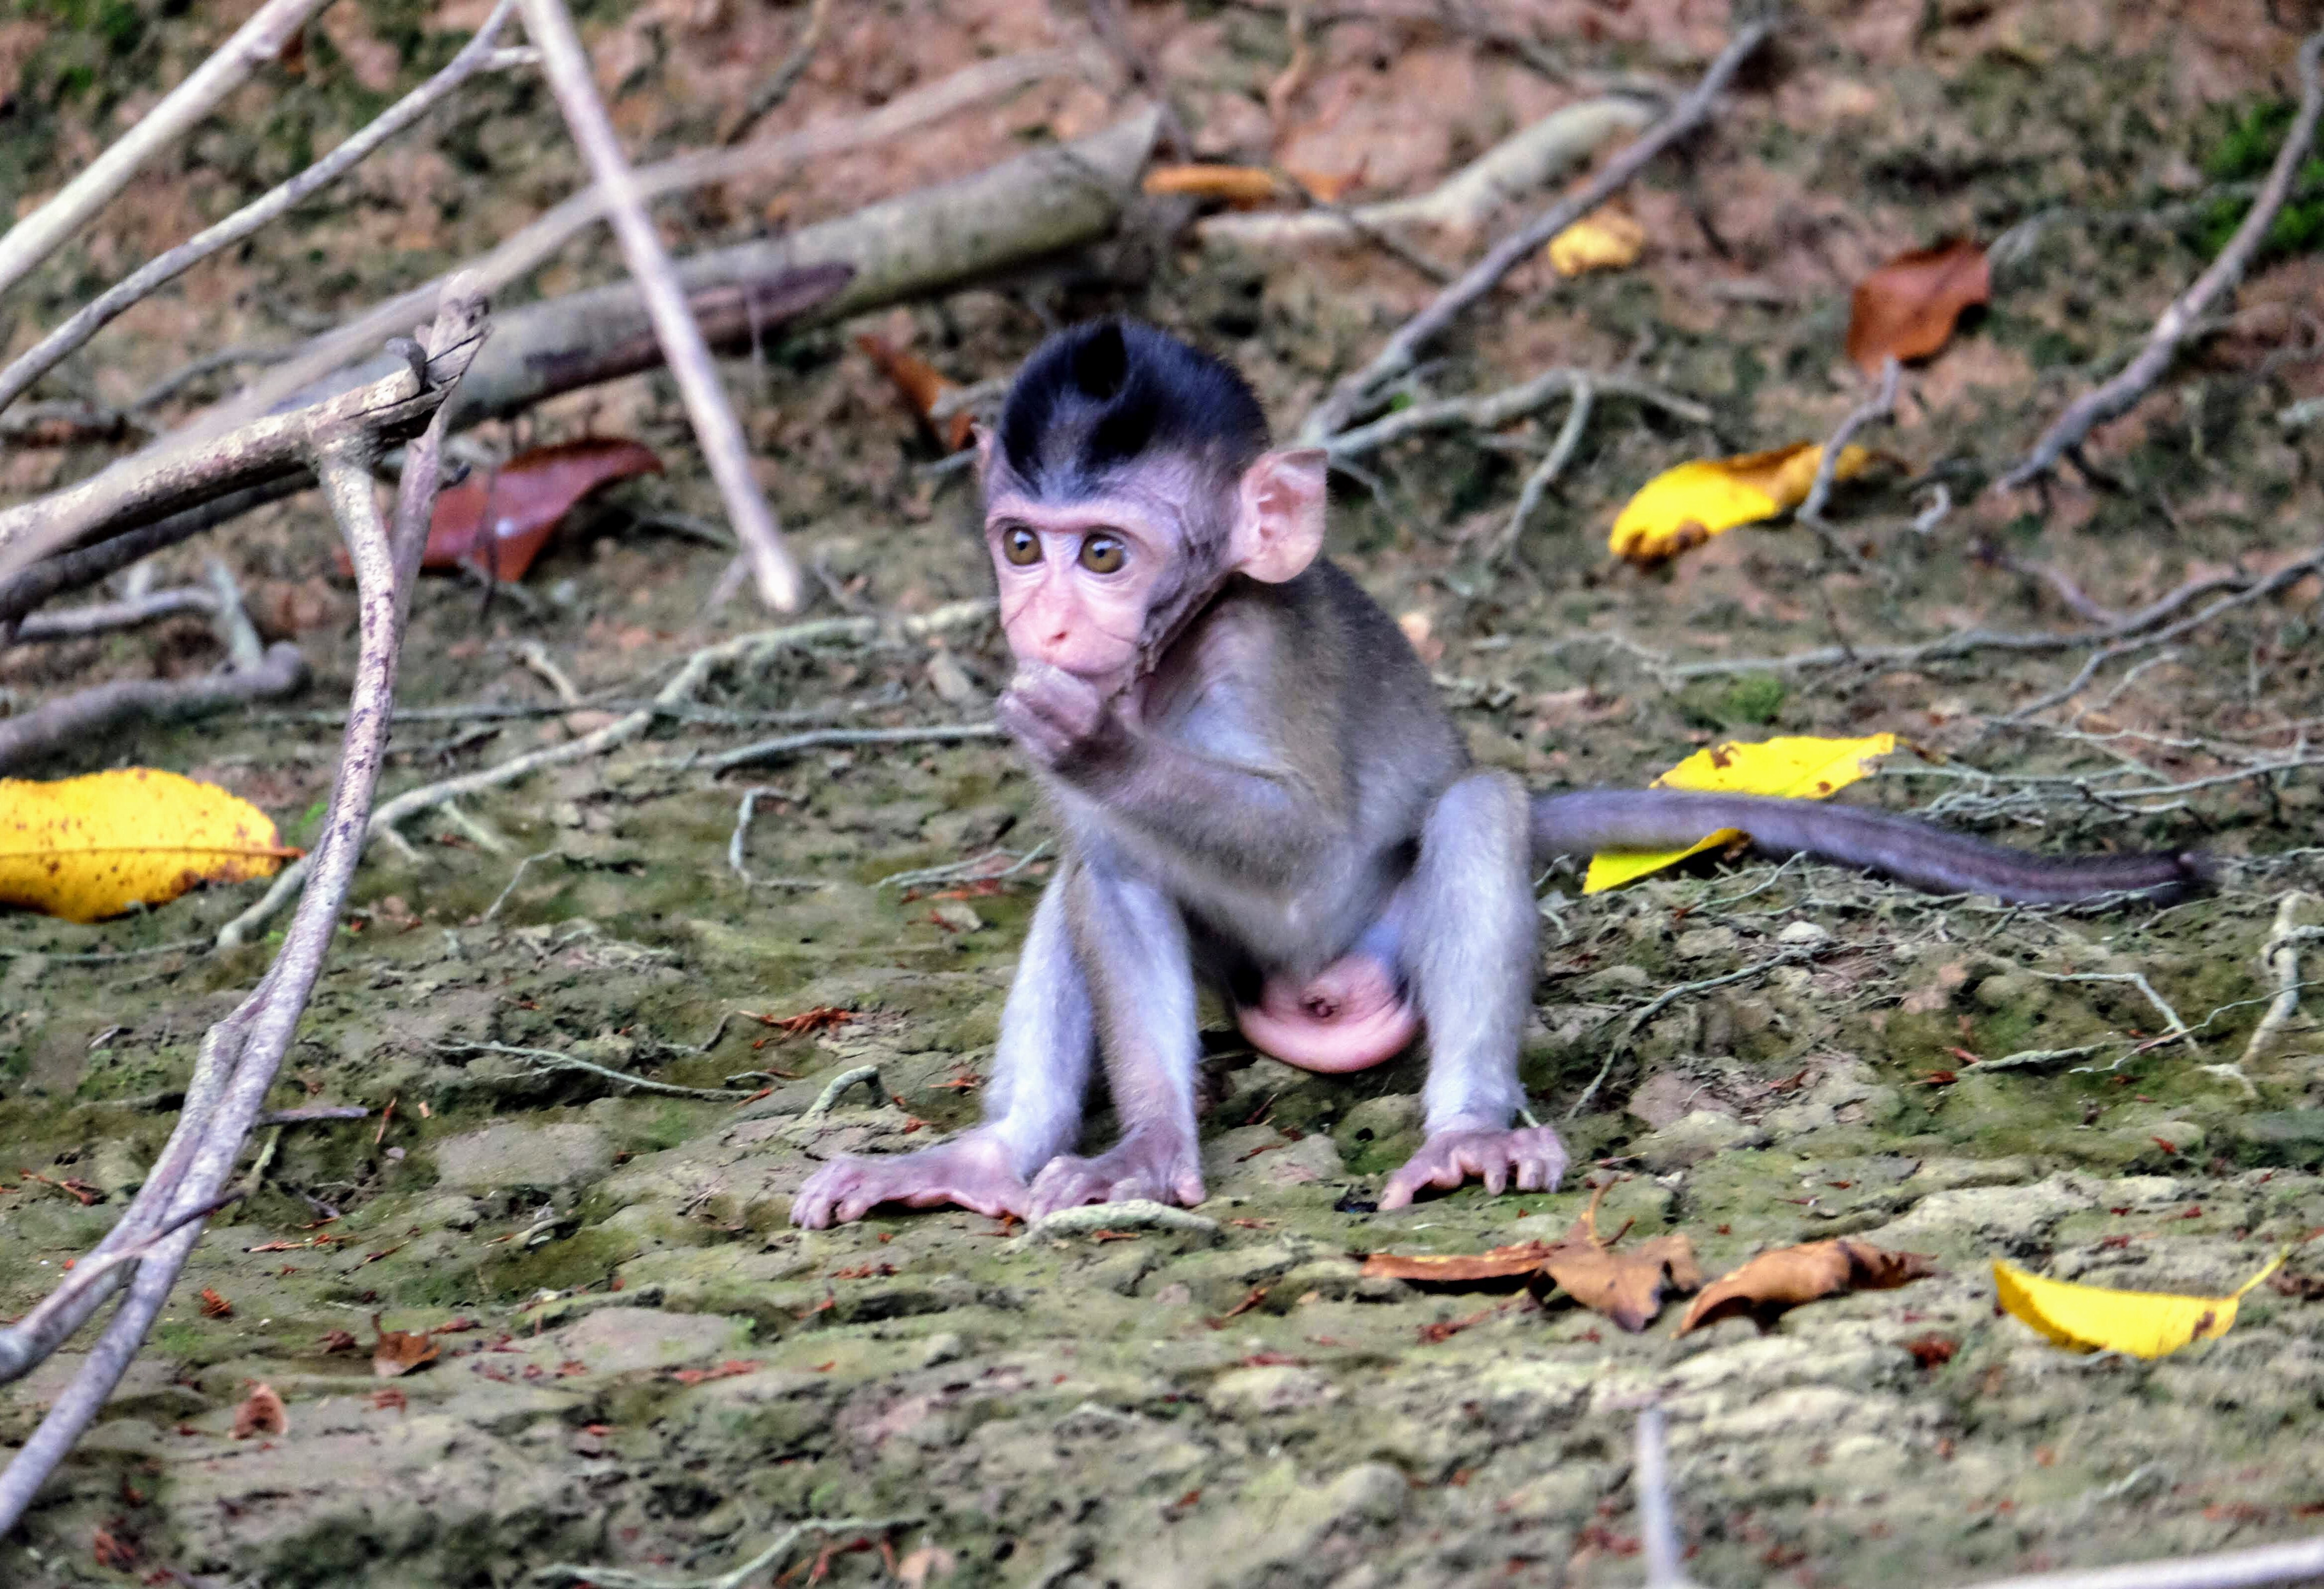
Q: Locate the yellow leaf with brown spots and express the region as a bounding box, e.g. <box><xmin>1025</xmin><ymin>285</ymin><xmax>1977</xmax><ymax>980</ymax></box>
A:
<box><xmin>0</xmin><ymin>769</ymin><xmax>296</xmax><ymax>923</ymax></box>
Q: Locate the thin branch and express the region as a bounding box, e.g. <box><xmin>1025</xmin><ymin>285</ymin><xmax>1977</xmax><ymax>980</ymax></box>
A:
<box><xmin>213</xmin><ymin>601</ymin><xmax>995</xmax><ymax>947</ymax></box>
<box><xmin>2239</xmin><ymin>892</ymin><xmax>2323</xmax><ymax>1067</ymax></box>
<box><xmin>532</xmin><ymin>1517</ymin><xmax>919</xmax><ymax>1589</ymax></box>
<box><xmin>720</xmin><ymin>0</ymin><xmax>835</xmax><ymax>145</ymax></box>
<box><xmin>1954</xmin><ymin>1533</ymin><xmax>2324</xmax><ymax>1589</ymax></box>
<box><xmin>0</xmin><ymin>480</ymin><xmax>305</xmax><ymax>628</ymax></box>
<box><xmin>434</xmin><ymin>1040</ymin><xmax>755</xmax><ymax>1101</ymax></box>
<box><xmin>11</xmin><ymin>586</ymin><xmax>216</xmax><ymax>641</ymax></box>
<box><xmin>692</xmin><ymin>722</ymin><xmax>1005</xmax><ymax>773</ymax></box>
<box><xmin>0</xmin><ymin>0</ymin><xmax>520</xmax><ymax>418</ymax></box>
<box><xmin>1486</xmin><ymin>377</ymin><xmax>1592</xmax><ymax>567</ymax></box>
<box><xmin>1797</xmin><ymin>355</ymin><xmax>1900</xmax><ymax>526</ymax></box>
<box><xmin>0</xmin><ymin>291</ymin><xmax>472</xmax><ymax>1530</ymax></box>
<box><xmin>1996</xmin><ymin>31</ymin><xmax>2324</xmax><ymax>491</ymax></box>
<box><xmin>0</xmin><ymin>312</ymin><xmax>487</xmax><ymax>589</ymax></box>
<box><xmin>0</xmin><ymin>642</ymin><xmax>307</xmax><ymax>774</ymax></box>
<box><xmin>1322</xmin><ymin>366</ymin><xmax>1709</xmax><ymax>457</ymax></box>
<box><xmin>0</xmin><ymin>0</ymin><xmax>329</xmax><ymax>301</ymax></box>
<box><xmin>520</xmin><ymin>0</ymin><xmax>800</xmax><ymax>612</ymax></box>
<box><xmin>200</xmin><ymin>49</ymin><xmax>1089</xmax><ymax>440</ymax></box>
<box><xmin>1297</xmin><ymin>21</ymin><xmax>1772</xmax><ymax>443</ymax></box>
<box><xmin>1635</xmin><ymin>1408</ymin><xmax>1696</xmax><ymax>1589</ymax></box>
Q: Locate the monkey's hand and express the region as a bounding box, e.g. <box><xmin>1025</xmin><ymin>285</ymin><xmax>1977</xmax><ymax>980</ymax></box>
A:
<box><xmin>1025</xmin><ymin>1127</ymin><xmax>1205</xmax><ymax>1219</ymax></box>
<box><xmin>1377</xmin><ymin>1121</ymin><xmax>1566</xmax><ymax>1210</ymax></box>
<box><xmin>997</xmin><ymin>663</ymin><xmax>1130</xmax><ymax>779</ymax></box>
<box><xmin>790</xmin><ymin>1135</ymin><xmax>1031</xmax><ymax>1229</ymax></box>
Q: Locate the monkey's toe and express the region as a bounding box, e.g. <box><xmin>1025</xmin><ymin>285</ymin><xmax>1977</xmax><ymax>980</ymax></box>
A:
<box><xmin>1379</xmin><ymin>1124</ymin><xmax>1568</xmax><ymax>1210</ymax></box>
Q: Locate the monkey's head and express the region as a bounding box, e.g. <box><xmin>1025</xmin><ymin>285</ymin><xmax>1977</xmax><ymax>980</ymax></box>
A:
<box><xmin>978</xmin><ymin>320</ymin><xmax>1327</xmax><ymax>691</ymax></box>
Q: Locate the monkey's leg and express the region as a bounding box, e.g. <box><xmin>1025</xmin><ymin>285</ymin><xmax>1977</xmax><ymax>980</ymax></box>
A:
<box><xmin>1380</xmin><ymin>769</ymin><xmax>1567</xmax><ymax>1210</ymax></box>
<box><xmin>790</xmin><ymin>868</ymin><xmax>1094</xmax><ymax>1228</ymax></box>
<box><xmin>1023</xmin><ymin>861</ymin><xmax>1207</xmax><ymax>1218</ymax></box>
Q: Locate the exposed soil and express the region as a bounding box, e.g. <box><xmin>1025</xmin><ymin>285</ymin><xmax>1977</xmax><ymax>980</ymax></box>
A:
<box><xmin>4</xmin><ymin>1</ymin><xmax>2324</xmax><ymax>1585</ymax></box>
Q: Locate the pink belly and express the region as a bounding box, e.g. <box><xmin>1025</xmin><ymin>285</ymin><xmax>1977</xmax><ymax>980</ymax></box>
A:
<box><xmin>1234</xmin><ymin>952</ymin><xmax>1419</xmax><ymax>1073</ymax></box>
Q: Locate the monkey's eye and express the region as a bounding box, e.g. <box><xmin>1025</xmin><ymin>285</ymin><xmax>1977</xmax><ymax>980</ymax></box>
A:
<box><xmin>1078</xmin><ymin>533</ymin><xmax>1127</xmax><ymax>574</ymax></box>
<box><xmin>1000</xmin><ymin>526</ymin><xmax>1042</xmax><ymax>566</ymax></box>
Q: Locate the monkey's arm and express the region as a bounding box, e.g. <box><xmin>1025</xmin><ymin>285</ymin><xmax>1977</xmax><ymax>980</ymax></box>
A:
<box><xmin>1001</xmin><ymin>662</ymin><xmax>1345</xmax><ymax>879</ymax></box>
<box><xmin>1530</xmin><ymin>790</ymin><xmax>2210</xmax><ymax>904</ymax></box>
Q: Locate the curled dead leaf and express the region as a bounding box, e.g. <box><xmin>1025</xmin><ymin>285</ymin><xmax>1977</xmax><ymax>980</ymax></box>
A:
<box><xmin>1678</xmin><ymin>1238</ymin><xmax>1937</xmax><ymax>1334</ymax></box>
<box><xmin>371</xmin><ymin>1313</ymin><xmax>441</xmax><ymax>1378</ymax></box>
<box><xmin>1846</xmin><ymin>237</ymin><xmax>1990</xmax><ymax>375</ymax></box>
<box><xmin>231</xmin><ymin>1381</ymin><xmax>288</xmax><ymax>1440</ymax></box>
<box><xmin>1141</xmin><ymin>164</ymin><xmax>1282</xmax><ymax>205</ymax></box>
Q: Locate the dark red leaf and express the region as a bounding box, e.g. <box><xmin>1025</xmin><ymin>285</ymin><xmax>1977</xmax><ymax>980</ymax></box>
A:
<box><xmin>418</xmin><ymin>439</ymin><xmax>664</xmax><ymax>583</ymax></box>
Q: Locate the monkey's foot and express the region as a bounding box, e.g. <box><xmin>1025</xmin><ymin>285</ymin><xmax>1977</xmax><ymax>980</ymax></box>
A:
<box><xmin>1026</xmin><ymin>1130</ymin><xmax>1205</xmax><ymax>1219</ymax></box>
<box><xmin>1236</xmin><ymin>953</ymin><xmax>1419</xmax><ymax>1073</ymax></box>
<box><xmin>1378</xmin><ymin>1124</ymin><xmax>1567</xmax><ymax>1210</ymax></box>
<box><xmin>789</xmin><ymin>1136</ymin><xmax>1031</xmax><ymax>1229</ymax></box>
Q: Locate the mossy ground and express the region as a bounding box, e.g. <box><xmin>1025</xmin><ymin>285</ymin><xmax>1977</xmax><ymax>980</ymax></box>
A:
<box><xmin>5</xmin><ymin>1</ymin><xmax>2324</xmax><ymax>1584</ymax></box>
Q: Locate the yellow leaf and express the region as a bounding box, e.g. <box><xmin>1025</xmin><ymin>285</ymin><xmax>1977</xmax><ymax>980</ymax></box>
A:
<box><xmin>1608</xmin><ymin>442</ymin><xmax>1873</xmax><ymax>565</ymax></box>
<box><xmin>0</xmin><ymin>769</ymin><xmax>296</xmax><ymax>923</ymax></box>
<box><xmin>1993</xmin><ymin>1253</ymin><xmax>2285</xmax><ymax>1360</ymax></box>
<box><xmin>1581</xmin><ymin>733</ymin><xmax>1897</xmax><ymax>894</ymax></box>
<box><xmin>1548</xmin><ymin>209</ymin><xmax>1645</xmax><ymax>276</ymax></box>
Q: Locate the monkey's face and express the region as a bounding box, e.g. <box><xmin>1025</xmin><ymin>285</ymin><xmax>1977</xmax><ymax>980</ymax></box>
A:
<box><xmin>982</xmin><ymin>490</ymin><xmax>1172</xmax><ymax>688</ymax></box>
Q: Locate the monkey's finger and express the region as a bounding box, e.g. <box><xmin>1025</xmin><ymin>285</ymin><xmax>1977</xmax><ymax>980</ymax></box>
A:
<box><xmin>1478</xmin><ymin>1156</ymin><xmax>1509</xmax><ymax>1197</ymax></box>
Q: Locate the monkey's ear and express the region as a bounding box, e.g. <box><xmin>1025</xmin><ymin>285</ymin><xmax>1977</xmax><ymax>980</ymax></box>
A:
<box><xmin>972</xmin><ymin>423</ymin><xmax>994</xmax><ymax>484</ymax></box>
<box><xmin>1230</xmin><ymin>448</ymin><xmax>1328</xmax><ymax>584</ymax></box>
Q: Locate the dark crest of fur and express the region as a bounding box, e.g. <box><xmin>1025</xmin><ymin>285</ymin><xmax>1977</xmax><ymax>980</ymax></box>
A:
<box><xmin>994</xmin><ymin>320</ymin><xmax>1269</xmax><ymax>501</ymax></box>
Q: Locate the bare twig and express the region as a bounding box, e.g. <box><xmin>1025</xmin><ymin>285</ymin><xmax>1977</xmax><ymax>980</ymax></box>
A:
<box><xmin>1996</xmin><ymin>31</ymin><xmax>2324</xmax><ymax>490</ymax></box>
<box><xmin>0</xmin><ymin>291</ymin><xmax>474</xmax><ymax>1532</ymax></box>
<box><xmin>1952</xmin><ymin>1533</ymin><xmax>2324</xmax><ymax>1589</ymax></box>
<box><xmin>875</xmin><ymin>841</ymin><xmax>1052</xmax><ymax>892</ymax></box>
<box><xmin>201</xmin><ymin>49</ymin><xmax>1092</xmax><ymax>438</ymax></box>
<box><xmin>0</xmin><ymin>311</ymin><xmax>488</xmax><ymax>588</ymax></box>
<box><xmin>1567</xmin><ymin>950</ymin><xmax>1818</xmax><ymax>1119</ymax></box>
<box><xmin>1011</xmin><ymin>1199</ymin><xmax>1220</xmax><ymax>1247</ymax></box>
<box><xmin>801</xmin><ymin>1065</ymin><xmax>887</xmax><ymax>1119</ymax></box>
<box><xmin>693</xmin><ymin>722</ymin><xmax>1005</xmax><ymax>774</ymax></box>
<box><xmin>1487</xmin><ymin>377</ymin><xmax>1592</xmax><ymax>567</ymax></box>
<box><xmin>482</xmin><ymin>849</ymin><xmax>560</xmax><ymax>923</ymax></box>
<box><xmin>0</xmin><ymin>480</ymin><xmax>305</xmax><ymax>628</ymax></box>
<box><xmin>1635</xmin><ymin>1408</ymin><xmax>1698</xmax><ymax>1589</ymax></box>
<box><xmin>532</xmin><ymin>1517</ymin><xmax>919</xmax><ymax>1589</ymax></box>
<box><xmin>11</xmin><ymin>585</ymin><xmax>217</xmax><ymax>641</ymax></box>
<box><xmin>434</xmin><ymin>1040</ymin><xmax>755</xmax><ymax>1101</ymax></box>
<box><xmin>0</xmin><ymin>0</ymin><xmax>328</xmax><ymax>301</ymax></box>
<box><xmin>1797</xmin><ymin>356</ymin><xmax>1900</xmax><ymax>527</ymax></box>
<box><xmin>0</xmin><ymin>642</ymin><xmax>307</xmax><ymax>774</ymax></box>
<box><xmin>1297</xmin><ymin>21</ymin><xmax>1772</xmax><ymax>443</ymax></box>
<box><xmin>520</xmin><ymin>0</ymin><xmax>799</xmax><ymax>611</ymax></box>
<box><xmin>720</xmin><ymin>0</ymin><xmax>835</xmax><ymax>144</ymax></box>
<box><xmin>213</xmin><ymin>601</ymin><xmax>995</xmax><ymax>947</ymax></box>
<box><xmin>0</xmin><ymin>0</ymin><xmax>519</xmax><ymax>418</ymax></box>
<box><xmin>1322</xmin><ymin>366</ymin><xmax>1709</xmax><ymax>457</ymax></box>
<box><xmin>2239</xmin><ymin>892</ymin><xmax>2323</xmax><ymax>1067</ymax></box>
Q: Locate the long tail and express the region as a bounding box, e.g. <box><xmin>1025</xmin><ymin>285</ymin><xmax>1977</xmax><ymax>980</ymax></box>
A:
<box><xmin>1530</xmin><ymin>789</ymin><xmax>2212</xmax><ymax>905</ymax></box>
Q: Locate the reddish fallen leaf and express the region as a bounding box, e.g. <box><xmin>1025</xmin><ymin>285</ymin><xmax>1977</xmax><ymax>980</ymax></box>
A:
<box><xmin>371</xmin><ymin>1386</ymin><xmax>408</xmax><ymax>1411</ymax></box>
<box><xmin>1678</xmin><ymin>1239</ymin><xmax>1938</xmax><ymax>1334</ymax></box>
<box><xmin>750</xmin><ymin>1005</ymin><xmax>854</xmax><ymax>1037</ymax></box>
<box><xmin>316</xmin><ymin>1328</ymin><xmax>359</xmax><ymax>1354</ymax></box>
<box><xmin>91</xmin><ymin>1523</ymin><xmax>140</xmax><ymax>1570</ymax></box>
<box><xmin>855</xmin><ymin>335</ymin><xmax>975</xmax><ymax>451</ymax></box>
<box><xmin>668</xmin><ymin>1358</ymin><xmax>761</xmax><ymax>1385</ymax></box>
<box><xmin>1362</xmin><ymin>1241</ymin><xmax>1560</xmax><ymax>1285</ymax></box>
<box><xmin>198</xmin><ymin>1288</ymin><xmax>233</xmax><ymax>1319</ymax></box>
<box><xmin>1845</xmin><ymin>237</ymin><xmax>1990</xmax><ymax>375</ymax></box>
<box><xmin>231</xmin><ymin>1382</ymin><xmax>288</xmax><ymax>1439</ymax></box>
<box><xmin>371</xmin><ymin>1313</ymin><xmax>441</xmax><ymax>1378</ymax></box>
<box><xmin>1904</xmin><ymin>1331</ymin><xmax>1960</xmax><ymax>1368</ymax></box>
<box><xmin>413</xmin><ymin>438</ymin><xmax>664</xmax><ymax>583</ymax></box>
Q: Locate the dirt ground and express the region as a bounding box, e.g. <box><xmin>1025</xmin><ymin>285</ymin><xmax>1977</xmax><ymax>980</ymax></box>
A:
<box><xmin>5</xmin><ymin>0</ymin><xmax>2324</xmax><ymax>1584</ymax></box>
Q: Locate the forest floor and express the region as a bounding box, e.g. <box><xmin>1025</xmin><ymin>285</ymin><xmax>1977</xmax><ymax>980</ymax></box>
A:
<box><xmin>5</xmin><ymin>0</ymin><xmax>2324</xmax><ymax>1585</ymax></box>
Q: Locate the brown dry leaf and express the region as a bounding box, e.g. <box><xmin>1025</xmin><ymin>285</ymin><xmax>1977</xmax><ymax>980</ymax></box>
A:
<box><xmin>371</xmin><ymin>1313</ymin><xmax>441</xmax><ymax>1379</ymax></box>
<box><xmin>198</xmin><ymin>1287</ymin><xmax>233</xmax><ymax>1319</ymax></box>
<box><xmin>1141</xmin><ymin>164</ymin><xmax>1281</xmax><ymax>205</ymax></box>
<box><xmin>231</xmin><ymin>1382</ymin><xmax>288</xmax><ymax>1440</ymax></box>
<box><xmin>855</xmin><ymin>334</ymin><xmax>976</xmax><ymax>452</ymax></box>
<box><xmin>316</xmin><ymin>1328</ymin><xmax>359</xmax><ymax>1354</ymax></box>
<box><xmin>897</xmin><ymin>1544</ymin><xmax>959</xmax><ymax>1588</ymax></box>
<box><xmin>90</xmin><ymin>1523</ymin><xmax>140</xmax><ymax>1570</ymax></box>
<box><xmin>1845</xmin><ymin>237</ymin><xmax>1990</xmax><ymax>375</ymax></box>
<box><xmin>1678</xmin><ymin>1239</ymin><xmax>1938</xmax><ymax>1334</ymax></box>
<box><xmin>413</xmin><ymin>438</ymin><xmax>665</xmax><ymax>584</ymax></box>
<box><xmin>1362</xmin><ymin>1184</ymin><xmax>1702</xmax><ymax>1333</ymax></box>
<box><xmin>1360</xmin><ymin>1241</ymin><xmax>1559</xmax><ymax>1284</ymax></box>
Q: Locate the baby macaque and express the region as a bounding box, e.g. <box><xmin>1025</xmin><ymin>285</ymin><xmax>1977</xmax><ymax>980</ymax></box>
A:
<box><xmin>791</xmin><ymin>321</ymin><xmax>2203</xmax><ymax>1228</ymax></box>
